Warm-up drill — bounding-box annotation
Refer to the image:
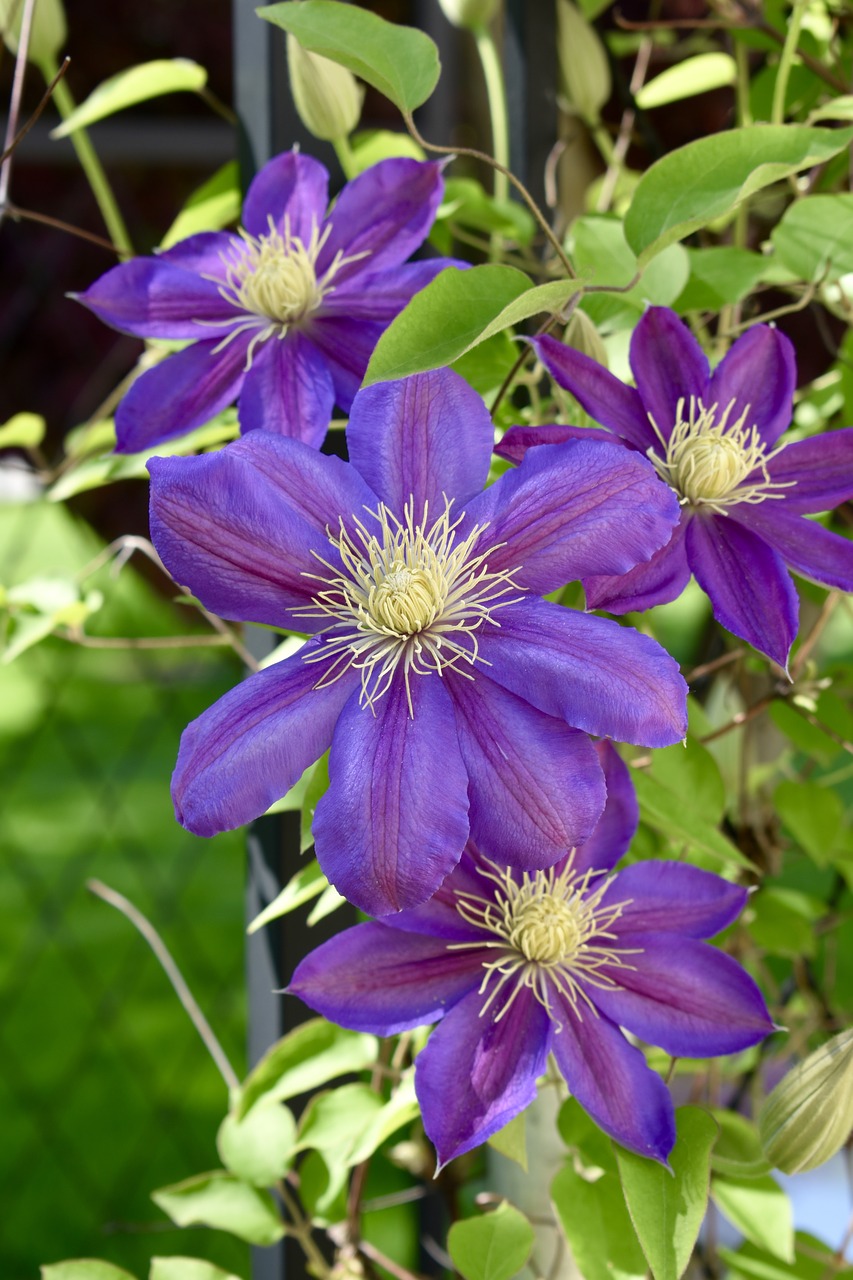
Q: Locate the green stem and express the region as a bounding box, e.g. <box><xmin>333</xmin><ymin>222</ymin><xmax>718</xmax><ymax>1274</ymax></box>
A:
<box><xmin>473</xmin><ymin>25</ymin><xmax>509</xmax><ymax>205</ymax></box>
<box><xmin>734</xmin><ymin>38</ymin><xmax>753</xmax><ymax>129</ymax></box>
<box><xmin>333</xmin><ymin>133</ymin><xmax>357</xmax><ymax>180</ymax></box>
<box><xmin>44</xmin><ymin>58</ymin><xmax>133</xmax><ymax>257</ymax></box>
<box><xmin>771</xmin><ymin>0</ymin><xmax>808</xmax><ymax>126</ymax></box>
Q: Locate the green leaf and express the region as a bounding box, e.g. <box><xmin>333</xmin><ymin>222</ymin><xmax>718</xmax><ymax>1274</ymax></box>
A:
<box><xmin>300</xmin><ymin>753</ymin><xmax>329</xmax><ymax>853</ymax></box>
<box><xmin>747</xmin><ymin>885</ymin><xmax>824</xmax><ymax>959</ymax></box>
<box><xmin>439</xmin><ymin>177</ymin><xmax>536</xmax><ymax>245</ymax></box>
<box><xmin>306</xmin><ymin>881</ymin><xmax>345</xmax><ymax>924</ymax></box>
<box><xmin>347</xmin><ymin>1071</ymin><xmax>420</xmax><ymax>1164</ymax></box>
<box><xmin>631</xmin><ymin>767</ymin><xmax>754</xmax><ymax>869</ymax></box>
<box><xmin>624</xmin><ymin>125</ymin><xmax>853</xmax><ymax>263</ymax></box>
<box><xmin>447</xmin><ymin>1201</ymin><xmax>535</xmax><ymax>1280</ymax></box>
<box><xmin>151</xmin><ymin>1172</ymin><xmax>284</xmax><ymax>1247</ymax></box>
<box><xmin>238</xmin><ymin>1018</ymin><xmax>377</xmax><ymax>1118</ymax></box>
<box><xmin>552</xmin><ymin>1159</ymin><xmax>646</xmax><ymax>1280</ymax></box>
<box><xmin>160</xmin><ymin>162</ymin><xmax>241</xmax><ymax>249</ymax></box>
<box><xmin>41</xmin><ymin>1266</ymin><xmax>136</xmax><ymax>1280</ymax></box>
<box><xmin>771</xmin><ymin>194</ymin><xmax>853</xmax><ymax>282</ymax></box>
<box><xmin>647</xmin><ymin>737</ymin><xmax>725</xmax><ymax>824</ymax></box>
<box><xmin>572</xmin><ymin>216</ymin><xmax>689</xmax><ymax>307</ymax></box>
<box><xmin>774</xmin><ymin>779</ymin><xmax>844</xmax><ymax>865</ymax></box>
<box><xmin>809</xmin><ymin>95</ymin><xmax>853</xmax><ymax>124</ymax></box>
<box><xmin>718</xmin><ymin>1232</ymin><xmax>853</xmax><ymax>1280</ymax></box>
<box><xmin>216</xmin><ymin>1097</ymin><xmax>297</xmax><ymax>1186</ymax></box>
<box><xmin>0</xmin><ymin>412</ymin><xmax>46</xmax><ymax>449</ymax></box>
<box><xmin>149</xmin><ymin>1260</ymin><xmax>242</xmax><ymax>1280</ymax></box>
<box><xmin>711</xmin><ymin>1174</ymin><xmax>794</xmax><ymax>1262</ymax></box>
<box><xmin>51</xmin><ymin>60</ymin><xmax>208</xmax><ymax>137</ymax></box>
<box><xmin>709</xmin><ymin>1110</ymin><xmax>771</xmax><ymax>1180</ymax></box>
<box><xmin>363</xmin><ymin>265</ymin><xmax>531</xmax><ymax>383</ymax></box>
<box><xmin>636</xmin><ymin>53</ymin><xmax>736</xmax><ymax>110</ymax></box>
<box><xmin>675</xmin><ymin>247</ymin><xmax>769</xmax><ymax>312</ymax></box>
<box><xmin>298</xmin><ymin>1150</ymin><xmax>348</xmax><ymax>1226</ymax></box>
<box><xmin>616</xmin><ymin>1105</ymin><xmax>718</xmax><ymax>1280</ymax></box>
<box><xmin>247</xmin><ymin>859</ymin><xmax>327</xmax><ymax>934</ymax></box>
<box><xmin>487</xmin><ymin>1110</ymin><xmax>528</xmax><ymax>1171</ymax></box>
<box><xmin>349</xmin><ymin>128</ymin><xmax>425</xmax><ymax>173</ymax></box>
<box><xmin>295</xmin><ymin>1082</ymin><xmax>384</xmax><ymax>1156</ymax></box>
<box><xmin>258</xmin><ymin>1</ymin><xmax>440</xmax><ymax>114</ymax></box>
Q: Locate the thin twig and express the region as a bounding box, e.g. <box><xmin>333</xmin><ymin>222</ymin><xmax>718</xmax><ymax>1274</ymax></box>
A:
<box><xmin>0</xmin><ymin>55</ymin><xmax>69</xmax><ymax>166</ymax></box>
<box><xmin>699</xmin><ymin>693</ymin><xmax>777</xmax><ymax>745</ymax></box>
<box><xmin>792</xmin><ymin>591</ymin><xmax>841</xmax><ymax>679</ymax></box>
<box><xmin>86</xmin><ymin>879</ymin><xmax>240</xmax><ymax>1092</ymax></box>
<box><xmin>0</xmin><ymin>0</ymin><xmax>36</xmax><ymax>219</ymax></box>
<box><xmin>359</xmin><ymin>1238</ymin><xmax>427</xmax><ymax>1280</ymax></box>
<box><xmin>597</xmin><ymin>37</ymin><xmax>652</xmax><ymax>213</ymax></box>
<box><xmin>58</xmin><ymin>629</ymin><xmax>238</xmax><ymax>651</ymax></box>
<box><xmin>3</xmin><ymin>200</ymin><xmax>121</xmax><ymax>252</ymax></box>
<box><xmin>686</xmin><ymin>648</ymin><xmax>745</xmax><ymax>684</ymax></box>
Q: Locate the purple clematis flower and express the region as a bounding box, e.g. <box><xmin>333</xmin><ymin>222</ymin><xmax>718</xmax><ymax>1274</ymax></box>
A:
<box><xmin>148</xmin><ymin>367</ymin><xmax>687</xmax><ymax>916</ymax></box>
<box><xmin>289</xmin><ymin>741</ymin><xmax>775</xmax><ymax>1167</ymax></box>
<box><xmin>76</xmin><ymin>151</ymin><xmax>449</xmax><ymax>453</ymax></box>
<box><xmin>497</xmin><ymin>307</ymin><xmax>853</xmax><ymax>669</ymax></box>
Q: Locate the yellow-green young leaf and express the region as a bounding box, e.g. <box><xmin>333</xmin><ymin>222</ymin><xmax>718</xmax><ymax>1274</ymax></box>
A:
<box><xmin>718</xmin><ymin>1233</ymin><xmax>849</xmax><ymax>1280</ymax></box>
<box><xmin>41</xmin><ymin>1266</ymin><xmax>135</xmax><ymax>1280</ymax></box>
<box><xmin>216</xmin><ymin>1097</ymin><xmax>297</xmax><ymax>1186</ymax></box>
<box><xmin>0</xmin><ymin>0</ymin><xmax>65</xmax><ymax>65</ymax></box>
<box><xmin>0</xmin><ymin>412</ymin><xmax>46</xmax><ymax>449</ymax></box>
<box><xmin>711</xmin><ymin>1174</ymin><xmax>794</xmax><ymax>1262</ymax></box>
<box><xmin>616</xmin><ymin>1106</ymin><xmax>718</xmax><ymax>1280</ymax></box>
<box><xmin>488</xmin><ymin>1109</ymin><xmax>528</xmax><ymax>1171</ymax></box>
<box><xmin>771</xmin><ymin>194</ymin><xmax>853</xmax><ymax>282</ymax></box>
<box><xmin>349</xmin><ymin>129</ymin><xmax>425</xmax><ymax>174</ymax></box>
<box><xmin>247</xmin><ymin>859</ymin><xmax>327</xmax><ymax>934</ymax></box>
<box><xmin>151</xmin><ymin>1173</ymin><xmax>284</xmax><ymax>1246</ymax></box>
<box><xmin>774</xmin><ymin>779</ymin><xmax>844</xmax><ymax>865</ymax></box>
<box><xmin>294</xmin><ymin>1083</ymin><xmax>384</xmax><ymax>1159</ymax></box>
<box><xmin>347</xmin><ymin>1072</ymin><xmax>420</xmax><ymax>1164</ymax></box>
<box><xmin>160</xmin><ymin>162</ymin><xmax>241</xmax><ymax>249</ymax></box>
<box><xmin>448</xmin><ymin>1202</ymin><xmax>535</xmax><ymax>1280</ymax></box>
<box><xmin>149</xmin><ymin>1259</ymin><xmax>241</xmax><ymax>1280</ymax></box>
<box><xmin>237</xmin><ymin>1018</ymin><xmax>377</xmax><ymax>1118</ymax></box>
<box><xmin>631</xmin><ymin>767</ymin><xmax>754</xmax><ymax>870</ymax></box>
<box><xmin>51</xmin><ymin>60</ymin><xmax>208</xmax><ymax>137</ymax></box>
<box><xmin>808</xmin><ymin>95</ymin><xmax>853</xmax><ymax>124</ymax></box>
<box><xmin>301</xmin><ymin>752</ymin><xmax>329</xmax><ymax>852</ymax></box>
<box><xmin>636</xmin><ymin>53</ymin><xmax>736</xmax><ymax>110</ymax></box>
<box><xmin>552</xmin><ymin>1160</ymin><xmax>646</xmax><ymax>1280</ymax></box>
<box><xmin>258</xmin><ymin>1</ymin><xmax>440</xmax><ymax>115</ymax></box>
<box><xmin>556</xmin><ymin>0</ymin><xmax>611</xmax><ymax>124</ymax></box>
<box><xmin>709</xmin><ymin>1110</ymin><xmax>771</xmax><ymax>1180</ymax></box>
<box><xmin>363</xmin><ymin>265</ymin><xmax>531</xmax><ymax>383</ymax></box>
<box><xmin>624</xmin><ymin>125</ymin><xmax>853</xmax><ymax>264</ymax></box>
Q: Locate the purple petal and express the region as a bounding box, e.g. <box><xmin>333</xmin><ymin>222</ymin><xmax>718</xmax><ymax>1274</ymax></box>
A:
<box><xmin>685</xmin><ymin>512</ymin><xmax>798</xmax><ymax>669</ymax></box>
<box><xmin>172</xmin><ymin>643</ymin><xmax>357</xmax><ymax>837</ymax></box>
<box><xmin>495</xmin><ymin>423</ymin><xmax>616</xmax><ymax>466</ymax></box>
<box><xmin>288</xmin><ymin>922</ymin><xmax>484</xmax><ymax>1034</ymax></box>
<box><xmin>629</xmin><ymin>308</ymin><xmax>709</xmax><ymax>442</ymax></box>
<box><xmin>346</xmin><ymin>369</ymin><xmax>494</xmax><ymax>512</ymax></box>
<box><xmin>313</xmin><ymin>675</ymin><xmax>470</xmax><ymax>916</ymax></box>
<box><xmin>157</xmin><ymin>230</ymin><xmax>235</xmax><ymax>275</ymax></box>
<box><xmin>320</xmin><ymin>260</ymin><xmax>453</xmax><ymax>322</ymax></box>
<box><xmin>592</xmin><ymin>932</ymin><xmax>775</xmax><ymax>1058</ymax></box>
<box><xmin>115</xmin><ymin>337</ymin><xmax>249</xmax><ymax>453</ymax></box>
<box><xmin>475</xmin><ymin>597</ymin><xmax>687</xmax><ymax>747</ymax></box>
<box><xmin>242</xmin><ymin>150</ymin><xmax>329</xmax><ymax>241</ymax></box>
<box><xmin>550</xmin><ymin>992</ymin><xmax>675</xmax><ymax>1162</ymax></box>
<box><xmin>76</xmin><ymin>256</ymin><xmax>235</xmax><ymax>339</ymax></box>
<box><xmin>574</xmin><ymin>742</ymin><xmax>639</xmax><ymax>874</ymax></box>
<box><xmin>316</xmin><ymin>158</ymin><xmax>444</xmax><ymax>282</ymax></box>
<box><xmin>708</xmin><ymin>324</ymin><xmax>796</xmax><ymax>447</ymax></box>
<box><xmin>415</xmin><ymin>985</ymin><xmax>552</xmax><ymax>1168</ymax></box>
<box><xmin>447</xmin><ymin>669</ymin><xmax>606</xmax><ymax>867</ymax></box>
<box><xmin>733</xmin><ymin>504</ymin><xmax>853</xmax><ymax>593</ymax></box>
<box><xmin>302</xmin><ymin>314</ymin><xmax>385</xmax><ymax>411</ymax></box>
<box><xmin>765</xmin><ymin>429</ymin><xmax>853</xmax><ymax>513</ymax></box>
<box><xmin>465</xmin><ymin>440</ymin><xmax>681</xmax><ymax>594</ymax></box>
<box><xmin>148</xmin><ymin>433</ymin><xmax>377</xmax><ymax>628</ymax></box>
<box><xmin>534</xmin><ymin>335</ymin><xmax>653</xmax><ymax>449</ymax></box>
<box><xmin>238</xmin><ymin>332</ymin><xmax>334</xmax><ymax>446</ymax></box>
<box><xmin>383</xmin><ymin>847</ymin><xmax>493</xmax><ymax>942</ymax></box>
<box><xmin>584</xmin><ymin>514</ymin><xmax>691</xmax><ymax>614</ymax></box>
<box><xmin>602</xmin><ymin>862</ymin><xmax>747</xmax><ymax>938</ymax></box>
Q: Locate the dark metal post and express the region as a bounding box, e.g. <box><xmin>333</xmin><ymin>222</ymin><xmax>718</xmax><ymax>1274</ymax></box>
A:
<box><xmin>504</xmin><ymin>0</ymin><xmax>555</xmax><ymax>213</ymax></box>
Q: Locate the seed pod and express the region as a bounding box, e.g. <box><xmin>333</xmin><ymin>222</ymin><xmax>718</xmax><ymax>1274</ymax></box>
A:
<box><xmin>563</xmin><ymin>309</ymin><xmax>609</xmax><ymax>369</ymax></box>
<box><xmin>556</xmin><ymin>0</ymin><xmax>611</xmax><ymax>126</ymax></box>
<box><xmin>438</xmin><ymin>0</ymin><xmax>501</xmax><ymax>30</ymax></box>
<box><xmin>0</xmin><ymin>0</ymin><xmax>66</xmax><ymax>68</ymax></box>
<box><xmin>286</xmin><ymin>35</ymin><xmax>364</xmax><ymax>142</ymax></box>
<box><xmin>759</xmin><ymin>1028</ymin><xmax>853</xmax><ymax>1174</ymax></box>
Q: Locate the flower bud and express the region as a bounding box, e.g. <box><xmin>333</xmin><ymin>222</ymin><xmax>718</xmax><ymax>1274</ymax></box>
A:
<box><xmin>759</xmin><ymin>1028</ymin><xmax>853</xmax><ymax>1174</ymax></box>
<box><xmin>286</xmin><ymin>35</ymin><xmax>363</xmax><ymax>142</ymax></box>
<box><xmin>0</xmin><ymin>0</ymin><xmax>66</xmax><ymax>68</ymax></box>
<box><xmin>556</xmin><ymin>0</ymin><xmax>611</xmax><ymax>125</ymax></box>
<box><xmin>563</xmin><ymin>309</ymin><xmax>609</xmax><ymax>368</ymax></box>
<box><xmin>438</xmin><ymin>0</ymin><xmax>500</xmax><ymax>29</ymax></box>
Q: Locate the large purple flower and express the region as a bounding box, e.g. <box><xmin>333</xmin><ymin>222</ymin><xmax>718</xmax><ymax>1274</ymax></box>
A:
<box><xmin>497</xmin><ymin>307</ymin><xmax>853</xmax><ymax>669</ymax></box>
<box><xmin>148</xmin><ymin>367</ymin><xmax>687</xmax><ymax>916</ymax></box>
<box><xmin>289</xmin><ymin>742</ymin><xmax>775</xmax><ymax>1167</ymax></box>
<box><xmin>77</xmin><ymin>151</ymin><xmax>448</xmax><ymax>453</ymax></box>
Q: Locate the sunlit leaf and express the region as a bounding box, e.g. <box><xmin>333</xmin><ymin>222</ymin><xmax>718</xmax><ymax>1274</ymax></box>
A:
<box><xmin>151</xmin><ymin>1172</ymin><xmax>284</xmax><ymax>1246</ymax></box>
<box><xmin>636</xmin><ymin>53</ymin><xmax>736</xmax><ymax>110</ymax></box>
<box><xmin>448</xmin><ymin>1201</ymin><xmax>535</xmax><ymax>1280</ymax></box>
<box><xmin>52</xmin><ymin>60</ymin><xmax>208</xmax><ymax>137</ymax></box>
<box><xmin>238</xmin><ymin>1018</ymin><xmax>377</xmax><ymax>1118</ymax></box>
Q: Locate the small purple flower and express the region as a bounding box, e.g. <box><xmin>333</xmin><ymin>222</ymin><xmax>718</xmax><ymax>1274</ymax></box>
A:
<box><xmin>289</xmin><ymin>742</ymin><xmax>775</xmax><ymax>1167</ymax></box>
<box><xmin>498</xmin><ymin>307</ymin><xmax>853</xmax><ymax>669</ymax></box>
<box><xmin>148</xmin><ymin>367</ymin><xmax>687</xmax><ymax>916</ymax></box>
<box><xmin>76</xmin><ymin>151</ymin><xmax>449</xmax><ymax>453</ymax></box>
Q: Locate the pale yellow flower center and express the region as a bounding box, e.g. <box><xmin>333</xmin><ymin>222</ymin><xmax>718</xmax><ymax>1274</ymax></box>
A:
<box><xmin>296</xmin><ymin>498</ymin><xmax>523</xmax><ymax>715</ymax></box>
<box><xmin>647</xmin><ymin>396</ymin><xmax>794</xmax><ymax>515</ymax></box>
<box><xmin>448</xmin><ymin>857</ymin><xmax>640</xmax><ymax>1024</ymax></box>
